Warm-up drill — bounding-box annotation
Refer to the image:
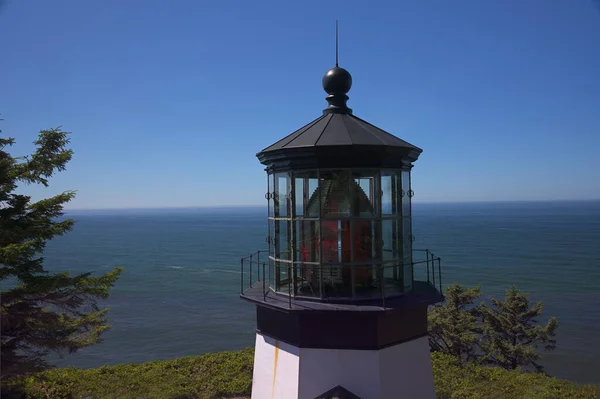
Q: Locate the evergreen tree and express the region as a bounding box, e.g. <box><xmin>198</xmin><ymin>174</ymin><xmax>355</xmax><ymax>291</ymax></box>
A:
<box><xmin>0</xmin><ymin>127</ymin><xmax>123</xmax><ymax>377</ymax></box>
<box><xmin>479</xmin><ymin>286</ymin><xmax>558</xmax><ymax>372</ymax></box>
<box><xmin>428</xmin><ymin>283</ymin><xmax>483</xmax><ymax>365</ymax></box>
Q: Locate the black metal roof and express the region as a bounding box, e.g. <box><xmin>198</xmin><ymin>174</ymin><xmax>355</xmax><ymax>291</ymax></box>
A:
<box><xmin>259</xmin><ymin>112</ymin><xmax>421</xmax><ymax>153</ymax></box>
<box><xmin>256</xmin><ymin>65</ymin><xmax>422</xmax><ymax>171</ymax></box>
<box><xmin>314</xmin><ymin>385</ymin><xmax>362</xmax><ymax>399</ymax></box>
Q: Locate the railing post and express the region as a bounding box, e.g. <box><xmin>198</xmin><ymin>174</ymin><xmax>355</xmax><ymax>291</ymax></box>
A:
<box><xmin>288</xmin><ymin>264</ymin><xmax>292</xmax><ymax>309</ymax></box>
<box><xmin>249</xmin><ymin>254</ymin><xmax>253</xmax><ymax>288</ymax></box>
<box><xmin>426</xmin><ymin>249</ymin><xmax>430</xmax><ymax>283</ymax></box>
<box><xmin>292</xmin><ymin>262</ymin><xmax>296</xmax><ymax>297</ymax></box>
<box><xmin>381</xmin><ymin>264</ymin><xmax>386</xmax><ymax>309</ymax></box>
<box><xmin>263</xmin><ymin>262</ymin><xmax>266</xmax><ymax>301</ymax></box>
<box><xmin>319</xmin><ymin>265</ymin><xmax>323</xmax><ymax>299</ymax></box>
<box><xmin>431</xmin><ymin>252</ymin><xmax>436</xmax><ymax>288</ymax></box>
<box><xmin>257</xmin><ymin>251</ymin><xmax>260</xmax><ymax>282</ymax></box>
<box><xmin>240</xmin><ymin>257</ymin><xmax>244</xmax><ymax>294</ymax></box>
<box><xmin>438</xmin><ymin>258</ymin><xmax>442</xmax><ymax>293</ymax></box>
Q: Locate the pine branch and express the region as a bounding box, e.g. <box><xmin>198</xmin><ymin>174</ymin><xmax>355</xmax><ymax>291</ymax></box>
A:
<box><xmin>1</xmin><ymin>127</ymin><xmax>123</xmax><ymax>377</ymax></box>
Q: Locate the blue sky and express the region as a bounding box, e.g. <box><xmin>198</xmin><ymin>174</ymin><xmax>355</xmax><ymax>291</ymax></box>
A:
<box><xmin>1</xmin><ymin>0</ymin><xmax>599</xmax><ymax>209</ymax></box>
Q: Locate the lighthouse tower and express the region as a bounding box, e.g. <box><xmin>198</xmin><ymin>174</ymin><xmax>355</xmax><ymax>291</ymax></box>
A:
<box><xmin>240</xmin><ymin>59</ymin><xmax>444</xmax><ymax>399</ymax></box>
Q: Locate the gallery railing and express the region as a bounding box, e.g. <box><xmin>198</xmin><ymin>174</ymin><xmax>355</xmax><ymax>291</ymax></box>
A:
<box><xmin>240</xmin><ymin>248</ymin><xmax>443</xmax><ymax>309</ymax></box>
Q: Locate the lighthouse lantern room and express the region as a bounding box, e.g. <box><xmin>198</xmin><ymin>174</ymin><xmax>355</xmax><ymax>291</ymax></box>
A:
<box><xmin>240</xmin><ymin>52</ymin><xmax>444</xmax><ymax>399</ymax></box>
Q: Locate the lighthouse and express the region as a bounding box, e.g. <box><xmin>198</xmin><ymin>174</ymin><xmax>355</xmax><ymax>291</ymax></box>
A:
<box><xmin>240</xmin><ymin>55</ymin><xmax>444</xmax><ymax>399</ymax></box>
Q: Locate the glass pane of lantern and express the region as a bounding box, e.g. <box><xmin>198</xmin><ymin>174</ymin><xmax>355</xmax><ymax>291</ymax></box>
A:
<box><xmin>268</xmin><ymin>218</ymin><xmax>275</xmax><ymax>257</ymax></box>
<box><xmin>275</xmin><ymin>260</ymin><xmax>291</xmax><ymax>294</ymax></box>
<box><xmin>274</xmin><ymin>260</ymin><xmax>281</xmax><ymax>292</ymax></box>
<box><xmin>382</xmin><ymin>219</ymin><xmax>401</xmax><ymax>262</ymax></box>
<box><xmin>402</xmin><ymin>217</ymin><xmax>412</xmax><ymax>257</ymax></box>
<box><xmin>382</xmin><ymin>260</ymin><xmax>392</xmax><ymax>285</ymax></box>
<box><xmin>381</xmin><ymin>171</ymin><xmax>401</xmax><ymax>216</ymax></box>
<box><xmin>370</xmin><ymin>220</ymin><xmax>382</xmax><ymax>261</ymax></box>
<box><xmin>295</xmin><ymin>262</ymin><xmax>316</xmax><ymax>297</ymax></box>
<box><xmin>294</xmin><ymin>177</ymin><xmax>304</xmax><ymax>218</ymax></box>
<box><xmin>296</xmin><ymin>220</ymin><xmax>319</xmax><ymax>262</ymax></box>
<box><xmin>371</xmin><ymin>263</ymin><xmax>383</xmax><ymax>296</ymax></box>
<box><xmin>381</xmin><ymin>174</ymin><xmax>392</xmax><ymax>215</ymax></box>
<box><xmin>353</xmin><ymin>263</ymin><xmax>373</xmax><ymax>296</ymax></box>
<box><xmin>275</xmin><ymin>173</ymin><xmax>290</xmax><ymax>218</ymax></box>
<box><xmin>383</xmin><ymin>219</ymin><xmax>402</xmax><ymax>283</ymax></box>
<box><xmin>290</xmin><ymin>220</ymin><xmax>298</xmax><ymax>261</ymax></box>
<box><xmin>383</xmin><ymin>261</ymin><xmax>402</xmax><ymax>295</ymax></box>
<box><xmin>320</xmin><ymin>263</ymin><xmax>346</xmax><ymax>298</ymax></box>
<box><xmin>319</xmin><ymin>170</ymin><xmax>352</xmax><ymax>218</ymax></box>
<box><xmin>275</xmin><ymin>220</ymin><xmax>290</xmax><ymax>261</ymax></box>
<box><xmin>352</xmin><ymin>220</ymin><xmax>374</xmax><ymax>294</ymax></box>
<box><xmin>352</xmin><ymin>171</ymin><xmax>377</xmax><ymax>217</ymax></box>
<box><xmin>268</xmin><ymin>173</ymin><xmax>275</xmax><ymax>218</ymax></box>
<box><xmin>402</xmin><ymin>170</ymin><xmax>411</xmax><ymax>218</ymax></box>
<box><xmin>296</xmin><ymin>220</ymin><xmax>319</xmax><ymax>297</ymax></box>
<box><xmin>318</xmin><ymin>220</ymin><xmax>351</xmax><ymax>265</ymax></box>
<box><xmin>341</xmin><ymin>220</ymin><xmax>351</xmax><ymax>263</ymax></box>
<box><xmin>307</xmin><ymin>177</ymin><xmax>319</xmax><ymax>218</ymax></box>
<box><xmin>273</xmin><ymin>219</ymin><xmax>281</xmax><ymax>258</ymax></box>
<box><xmin>352</xmin><ymin>219</ymin><xmax>373</xmax><ymax>262</ymax></box>
<box><xmin>320</xmin><ymin>220</ymin><xmax>341</xmax><ymax>263</ymax></box>
<box><xmin>268</xmin><ymin>258</ymin><xmax>275</xmax><ymax>291</ymax></box>
<box><xmin>294</xmin><ymin>171</ymin><xmax>318</xmax><ymax>218</ymax></box>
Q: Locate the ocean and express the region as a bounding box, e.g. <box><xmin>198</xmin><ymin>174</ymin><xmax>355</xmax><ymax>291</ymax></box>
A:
<box><xmin>39</xmin><ymin>201</ymin><xmax>600</xmax><ymax>384</ymax></box>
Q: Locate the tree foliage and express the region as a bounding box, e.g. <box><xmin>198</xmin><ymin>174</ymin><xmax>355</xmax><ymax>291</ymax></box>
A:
<box><xmin>428</xmin><ymin>283</ymin><xmax>483</xmax><ymax>365</ymax></box>
<box><xmin>0</xmin><ymin>127</ymin><xmax>123</xmax><ymax>378</ymax></box>
<box><xmin>428</xmin><ymin>284</ymin><xmax>559</xmax><ymax>373</ymax></box>
<box><xmin>479</xmin><ymin>286</ymin><xmax>558</xmax><ymax>372</ymax></box>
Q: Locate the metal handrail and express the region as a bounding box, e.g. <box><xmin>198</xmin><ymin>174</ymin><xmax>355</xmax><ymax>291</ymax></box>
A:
<box><xmin>240</xmin><ymin>248</ymin><xmax>443</xmax><ymax>308</ymax></box>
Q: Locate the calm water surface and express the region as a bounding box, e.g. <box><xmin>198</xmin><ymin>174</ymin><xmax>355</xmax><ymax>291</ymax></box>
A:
<box><xmin>41</xmin><ymin>201</ymin><xmax>600</xmax><ymax>384</ymax></box>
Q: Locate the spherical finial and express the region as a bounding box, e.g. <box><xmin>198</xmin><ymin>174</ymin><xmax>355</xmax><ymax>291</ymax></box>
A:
<box><xmin>322</xmin><ymin>67</ymin><xmax>352</xmax><ymax>95</ymax></box>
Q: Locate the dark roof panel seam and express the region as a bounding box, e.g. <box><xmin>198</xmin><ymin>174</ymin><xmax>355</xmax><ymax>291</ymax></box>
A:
<box><xmin>351</xmin><ymin>114</ymin><xmax>418</xmax><ymax>148</ymax></box>
<box><xmin>314</xmin><ymin>113</ymin><xmax>334</xmax><ymax>146</ymax></box>
<box><xmin>280</xmin><ymin>114</ymin><xmax>328</xmax><ymax>149</ymax></box>
<box><xmin>262</xmin><ymin>115</ymin><xmax>326</xmax><ymax>151</ymax></box>
<box><xmin>339</xmin><ymin>114</ymin><xmax>359</xmax><ymax>145</ymax></box>
<box><xmin>348</xmin><ymin>115</ymin><xmax>387</xmax><ymax>145</ymax></box>
<box><xmin>352</xmin><ymin>115</ymin><xmax>396</xmax><ymax>142</ymax></box>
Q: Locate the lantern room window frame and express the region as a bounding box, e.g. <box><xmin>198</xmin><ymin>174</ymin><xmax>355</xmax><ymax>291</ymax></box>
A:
<box><xmin>266</xmin><ymin>166</ymin><xmax>414</xmax><ymax>302</ymax></box>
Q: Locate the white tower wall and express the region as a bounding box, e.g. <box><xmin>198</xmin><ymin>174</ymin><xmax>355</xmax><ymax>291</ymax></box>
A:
<box><xmin>251</xmin><ymin>333</ymin><xmax>436</xmax><ymax>399</ymax></box>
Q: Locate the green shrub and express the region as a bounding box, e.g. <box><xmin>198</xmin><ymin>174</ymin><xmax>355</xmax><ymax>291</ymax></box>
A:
<box><xmin>3</xmin><ymin>348</ymin><xmax>254</xmax><ymax>399</ymax></box>
<box><xmin>3</xmin><ymin>349</ymin><xmax>599</xmax><ymax>399</ymax></box>
<box><xmin>432</xmin><ymin>352</ymin><xmax>600</xmax><ymax>399</ymax></box>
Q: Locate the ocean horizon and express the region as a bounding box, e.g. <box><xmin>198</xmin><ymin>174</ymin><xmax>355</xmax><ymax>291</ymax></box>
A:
<box><xmin>34</xmin><ymin>200</ymin><xmax>600</xmax><ymax>384</ymax></box>
<box><xmin>63</xmin><ymin>198</ymin><xmax>600</xmax><ymax>212</ymax></box>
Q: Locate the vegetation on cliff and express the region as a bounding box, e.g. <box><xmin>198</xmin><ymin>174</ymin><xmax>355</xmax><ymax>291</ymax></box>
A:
<box><xmin>3</xmin><ymin>348</ymin><xmax>599</xmax><ymax>399</ymax></box>
<box><xmin>429</xmin><ymin>283</ymin><xmax>558</xmax><ymax>372</ymax></box>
